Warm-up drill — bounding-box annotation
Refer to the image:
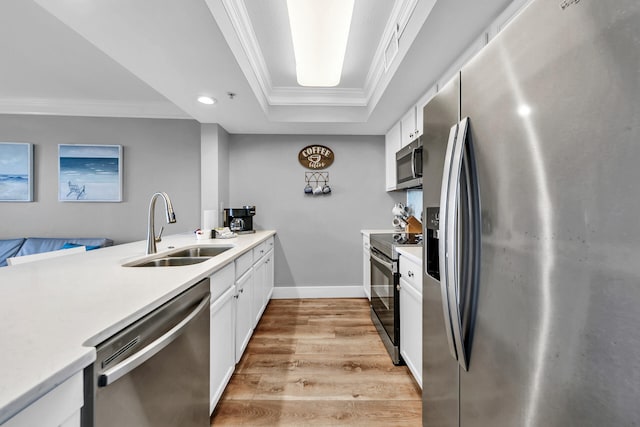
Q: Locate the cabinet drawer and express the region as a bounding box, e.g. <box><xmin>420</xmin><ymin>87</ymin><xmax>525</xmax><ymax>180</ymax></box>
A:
<box><xmin>252</xmin><ymin>242</ymin><xmax>267</xmax><ymax>262</ymax></box>
<box><xmin>235</xmin><ymin>251</ymin><xmax>253</xmax><ymax>278</ymax></box>
<box><xmin>399</xmin><ymin>256</ymin><xmax>422</xmax><ymax>292</ymax></box>
<box><xmin>210</xmin><ymin>262</ymin><xmax>235</xmax><ymax>301</ymax></box>
<box><xmin>265</xmin><ymin>236</ymin><xmax>274</xmax><ymax>252</ymax></box>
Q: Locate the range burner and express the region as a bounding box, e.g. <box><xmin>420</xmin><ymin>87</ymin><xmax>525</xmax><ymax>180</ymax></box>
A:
<box><xmin>392</xmin><ymin>232</ymin><xmax>423</xmax><ymax>245</ymax></box>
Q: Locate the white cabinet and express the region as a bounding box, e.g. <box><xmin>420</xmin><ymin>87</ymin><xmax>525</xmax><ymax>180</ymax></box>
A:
<box><xmin>399</xmin><ymin>254</ymin><xmax>423</xmax><ymax>388</ymax></box>
<box><xmin>233</xmin><ymin>238</ymin><xmax>275</xmax><ymax>363</ymax></box>
<box><xmin>234</xmin><ymin>266</ymin><xmax>254</xmax><ymax>363</ymax></box>
<box><xmin>209</xmin><ymin>263</ymin><xmax>236</xmax><ymax>414</ymax></box>
<box><xmin>362</xmin><ymin>234</ymin><xmax>371</xmax><ymax>300</ymax></box>
<box><xmin>400</xmin><ymin>107</ymin><xmax>419</xmax><ymax>147</ymax></box>
<box><xmin>385</xmin><ymin>121</ymin><xmax>401</xmax><ymax>191</ymax></box>
<box><xmin>4</xmin><ymin>371</ymin><xmax>83</xmax><ymax>427</ymax></box>
<box><xmin>251</xmin><ymin>237</ymin><xmax>274</xmax><ymax>328</ymax></box>
<box><xmin>264</xmin><ymin>249</ymin><xmax>274</xmax><ymax>303</ymax></box>
<box><xmin>252</xmin><ymin>255</ymin><xmax>266</xmax><ymax>328</ymax></box>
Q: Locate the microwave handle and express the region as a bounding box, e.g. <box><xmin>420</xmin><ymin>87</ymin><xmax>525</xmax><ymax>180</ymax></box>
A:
<box><xmin>411</xmin><ymin>148</ymin><xmax>417</xmax><ymax>178</ymax></box>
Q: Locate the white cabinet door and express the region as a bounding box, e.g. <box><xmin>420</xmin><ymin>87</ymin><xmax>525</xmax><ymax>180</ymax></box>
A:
<box><xmin>264</xmin><ymin>250</ymin><xmax>274</xmax><ymax>306</ymax></box>
<box><xmin>209</xmin><ymin>285</ymin><xmax>235</xmax><ymax>413</ymax></box>
<box><xmin>5</xmin><ymin>371</ymin><xmax>83</xmax><ymax>427</ymax></box>
<box><xmin>362</xmin><ymin>235</ymin><xmax>371</xmax><ymax>300</ymax></box>
<box><xmin>400</xmin><ymin>276</ymin><xmax>422</xmax><ymax>388</ymax></box>
<box><xmin>400</xmin><ymin>107</ymin><xmax>418</xmax><ymax>147</ymax></box>
<box><xmin>252</xmin><ymin>257</ymin><xmax>266</xmax><ymax>329</ymax></box>
<box><xmin>399</xmin><ymin>254</ymin><xmax>422</xmax><ymax>388</ymax></box>
<box><xmin>385</xmin><ymin>121</ymin><xmax>401</xmax><ymax>191</ymax></box>
<box><xmin>234</xmin><ymin>267</ymin><xmax>253</xmax><ymax>363</ymax></box>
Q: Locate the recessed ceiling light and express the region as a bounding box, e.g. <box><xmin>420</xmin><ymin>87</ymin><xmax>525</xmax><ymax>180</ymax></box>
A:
<box><xmin>287</xmin><ymin>0</ymin><xmax>355</xmax><ymax>87</ymax></box>
<box><xmin>198</xmin><ymin>96</ymin><xmax>216</xmax><ymax>105</ymax></box>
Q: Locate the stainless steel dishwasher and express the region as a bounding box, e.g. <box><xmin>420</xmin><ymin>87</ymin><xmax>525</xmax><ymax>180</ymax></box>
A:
<box><xmin>82</xmin><ymin>278</ymin><xmax>210</xmax><ymax>427</ymax></box>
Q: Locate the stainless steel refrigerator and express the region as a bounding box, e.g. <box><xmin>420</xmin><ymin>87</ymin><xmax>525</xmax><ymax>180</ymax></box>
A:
<box><xmin>421</xmin><ymin>0</ymin><xmax>640</xmax><ymax>425</ymax></box>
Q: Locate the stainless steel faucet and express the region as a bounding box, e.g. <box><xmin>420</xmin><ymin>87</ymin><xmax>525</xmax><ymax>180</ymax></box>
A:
<box><xmin>146</xmin><ymin>192</ymin><xmax>176</xmax><ymax>255</ymax></box>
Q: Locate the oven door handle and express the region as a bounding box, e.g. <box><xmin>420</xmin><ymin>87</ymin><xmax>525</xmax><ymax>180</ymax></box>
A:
<box><xmin>370</xmin><ymin>251</ymin><xmax>394</xmax><ymax>272</ymax></box>
<box><xmin>98</xmin><ymin>293</ymin><xmax>210</xmax><ymax>387</ymax></box>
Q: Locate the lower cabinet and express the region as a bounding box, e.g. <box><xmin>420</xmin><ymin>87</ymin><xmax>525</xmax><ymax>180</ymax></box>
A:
<box><xmin>210</xmin><ymin>237</ymin><xmax>276</xmax><ymax>413</ymax></box>
<box><xmin>264</xmin><ymin>250</ymin><xmax>274</xmax><ymax>304</ymax></box>
<box><xmin>252</xmin><ymin>256</ymin><xmax>266</xmax><ymax>329</ymax></box>
<box><xmin>209</xmin><ymin>262</ymin><xmax>236</xmax><ymax>413</ymax></box>
<box><xmin>399</xmin><ymin>255</ymin><xmax>423</xmax><ymax>388</ymax></box>
<box><xmin>5</xmin><ymin>371</ymin><xmax>83</xmax><ymax>427</ymax></box>
<box><xmin>234</xmin><ymin>266</ymin><xmax>254</xmax><ymax>364</ymax></box>
<box><xmin>252</xmin><ymin>248</ymin><xmax>274</xmax><ymax>329</ymax></box>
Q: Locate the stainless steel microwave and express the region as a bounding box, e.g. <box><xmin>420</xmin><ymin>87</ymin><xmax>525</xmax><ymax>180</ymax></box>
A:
<box><xmin>396</xmin><ymin>138</ymin><xmax>423</xmax><ymax>189</ymax></box>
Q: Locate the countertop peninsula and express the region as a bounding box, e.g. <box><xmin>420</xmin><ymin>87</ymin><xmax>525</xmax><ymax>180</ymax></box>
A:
<box><xmin>0</xmin><ymin>230</ymin><xmax>275</xmax><ymax>424</ymax></box>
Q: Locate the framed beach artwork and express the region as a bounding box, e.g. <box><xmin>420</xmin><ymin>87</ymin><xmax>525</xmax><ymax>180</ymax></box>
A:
<box><xmin>58</xmin><ymin>144</ymin><xmax>122</xmax><ymax>202</ymax></box>
<box><xmin>0</xmin><ymin>143</ymin><xmax>33</xmax><ymax>202</ymax></box>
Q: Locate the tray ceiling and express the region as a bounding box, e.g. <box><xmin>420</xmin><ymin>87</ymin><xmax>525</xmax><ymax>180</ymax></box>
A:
<box><xmin>0</xmin><ymin>0</ymin><xmax>516</xmax><ymax>134</ymax></box>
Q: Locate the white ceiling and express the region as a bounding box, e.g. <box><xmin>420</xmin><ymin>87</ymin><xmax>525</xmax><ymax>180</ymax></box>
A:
<box><xmin>0</xmin><ymin>0</ymin><xmax>514</xmax><ymax>135</ymax></box>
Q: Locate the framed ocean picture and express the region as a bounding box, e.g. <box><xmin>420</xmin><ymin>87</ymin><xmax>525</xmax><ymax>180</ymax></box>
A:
<box><xmin>0</xmin><ymin>143</ymin><xmax>33</xmax><ymax>202</ymax></box>
<box><xmin>58</xmin><ymin>144</ymin><xmax>122</xmax><ymax>202</ymax></box>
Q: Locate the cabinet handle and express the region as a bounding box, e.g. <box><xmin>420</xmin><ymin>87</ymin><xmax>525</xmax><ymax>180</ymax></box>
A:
<box><xmin>408</xmin><ymin>271</ymin><xmax>414</xmax><ymax>277</ymax></box>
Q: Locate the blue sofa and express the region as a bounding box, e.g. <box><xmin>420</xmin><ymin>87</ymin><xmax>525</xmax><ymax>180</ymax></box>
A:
<box><xmin>0</xmin><ymin>237</ymin><xmax>113</xmax><ymax>267</ymax></box>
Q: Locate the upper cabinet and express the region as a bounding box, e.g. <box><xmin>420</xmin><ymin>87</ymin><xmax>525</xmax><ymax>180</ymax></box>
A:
<box><xmin>385</xmin><ymin>0</ymin><xmax>532</xmax><ymax>191</ymax></box>
<box><xmin>400</xmin><ymin>108</ymin><xmax>418</xmax><ymax>147</ymax></box>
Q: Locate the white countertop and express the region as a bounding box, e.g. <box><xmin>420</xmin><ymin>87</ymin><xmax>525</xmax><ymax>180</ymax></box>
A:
<box><xmin>396</xmin><ymin>246</ymin><xmax>422</xmax><ymax>265</ymax></box>
<box><xmin>0</xmin><ymin>230</ymin><xmax>275</xmax><ymax>424</ymax></box>
<box><xmin>360</xmin><ymin>229</ymin><xmax>398</xmax><ymax>237</ymax></box>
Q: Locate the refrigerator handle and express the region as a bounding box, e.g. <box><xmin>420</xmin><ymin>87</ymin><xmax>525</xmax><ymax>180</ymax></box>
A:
<box><xmin>446</xmin><ymin>117</ymin><xmax>469</xmax><ymax>371</ymax></box>
<box><xmin>438</xmin><ymin>123</ymin><xmax>460</xmax><ymax>362</ymax></box>
<box><xmin>447</xmin><ymin>117</ymin><xmax>481</xmax><ymax>372</ymax></box>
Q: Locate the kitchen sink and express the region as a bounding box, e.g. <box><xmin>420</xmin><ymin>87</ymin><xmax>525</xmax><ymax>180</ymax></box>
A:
<box><xmin>129</xmin><ymin>257</ymin><xmax>211</xmax><ymax>267</ymax></box>
<box><xmin>167</xmin><ymin>246</ymin><xmax>233</xmax><ymax>258</ymax></box>
<box><xmin>124</xmin><ymin>245</ymin><xmax>234</xmax><ymax>267</ymax></box>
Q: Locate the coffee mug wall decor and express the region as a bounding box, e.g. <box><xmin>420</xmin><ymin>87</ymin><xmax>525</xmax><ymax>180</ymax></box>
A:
<box><xmin>303</xmin><ymin>171</ymin><xmax>331</xmax><ymax>196</ymax></box>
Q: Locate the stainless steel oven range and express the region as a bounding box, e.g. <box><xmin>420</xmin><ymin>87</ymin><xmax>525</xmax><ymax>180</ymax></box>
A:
<box><xmin>369</xmin><ymin>232</ymin><xmax>422</xmax><ymax>365</ymax></box>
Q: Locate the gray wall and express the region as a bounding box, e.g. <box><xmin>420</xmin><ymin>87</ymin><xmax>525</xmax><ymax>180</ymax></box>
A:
<box><xmin>228</xmin><ymin>134</ymin><xmax>404</xmax><ymax>288</ymax></box>
<box><xmin>0</xmin><ymin>115</ymin><xmax>201</xmax><ymax>243</ymax></box>
<box><xmin>201</xmin><ymin>124</ymin><xmax>229</xmax><ymax>229</ymax></box>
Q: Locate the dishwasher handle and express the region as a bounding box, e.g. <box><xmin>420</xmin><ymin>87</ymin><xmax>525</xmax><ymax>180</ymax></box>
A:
<box><xmin>98</xmin><ymin>293</ymin><xmax>210</xmax><ymax>387</ymax></box>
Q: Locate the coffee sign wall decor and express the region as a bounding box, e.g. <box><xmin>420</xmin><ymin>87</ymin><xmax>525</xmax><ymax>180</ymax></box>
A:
<box><xmin>298</xmin><ymin>145</ymin><xmax>334</xmax><ymax>169</ymax></box>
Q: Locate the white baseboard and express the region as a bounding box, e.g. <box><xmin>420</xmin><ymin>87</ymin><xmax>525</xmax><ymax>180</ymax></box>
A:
<box><xmin>271</xmin><ymin>285</ymin><xmax>367</xmax><ymax>299</ymax></box>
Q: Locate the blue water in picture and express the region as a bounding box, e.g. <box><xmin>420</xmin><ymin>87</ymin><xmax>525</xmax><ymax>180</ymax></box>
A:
<box><xmin>59</xmin><ymin>157</ymin><xmax>120</xmax><ymax>201</ymax></box>
<box><xmin>0</xmin><ymin>174</ymin><xmax>29</xmax><ymax>201</ymax></box>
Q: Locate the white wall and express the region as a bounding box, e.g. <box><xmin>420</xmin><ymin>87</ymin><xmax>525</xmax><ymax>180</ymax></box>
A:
<box><xmin>228</xmin><ymin>134</ymin><xmax>404</xmax><ymax>291</ymax></box>
<box><xmin>0</xmin><ymin>115</ymin><xmax>201</xmax><ymax>243</ymax></box>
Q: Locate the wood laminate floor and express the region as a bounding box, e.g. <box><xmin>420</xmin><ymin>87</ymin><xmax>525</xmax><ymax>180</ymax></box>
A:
<box><xmin>210</xmin><ymin>298</ymin><xmax>422</xmax><ymax>426</ymax></box>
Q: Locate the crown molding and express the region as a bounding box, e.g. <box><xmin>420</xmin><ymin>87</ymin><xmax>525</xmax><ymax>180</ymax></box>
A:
<box><xmin>220</xmin><ymin>0</ymin><xmax>274</xmax><ymax>103</ymax></box>
<box><xmin>0</xmin><ymin>97</ymin><xmax>191</xmax><ymax>120</ymax></box>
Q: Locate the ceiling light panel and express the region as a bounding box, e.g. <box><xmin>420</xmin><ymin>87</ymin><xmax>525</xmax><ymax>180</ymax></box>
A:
<box><xmin>286</xmin><ymin>0</ymin><xmax>355</xmax><ymax>87</ymax></box>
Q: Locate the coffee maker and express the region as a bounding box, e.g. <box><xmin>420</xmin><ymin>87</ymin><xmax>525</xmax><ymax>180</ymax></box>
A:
<box><xmin>223</xmin><ymin>206</ymin><xmax>256</xmax><ymax>234</ymax></box>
